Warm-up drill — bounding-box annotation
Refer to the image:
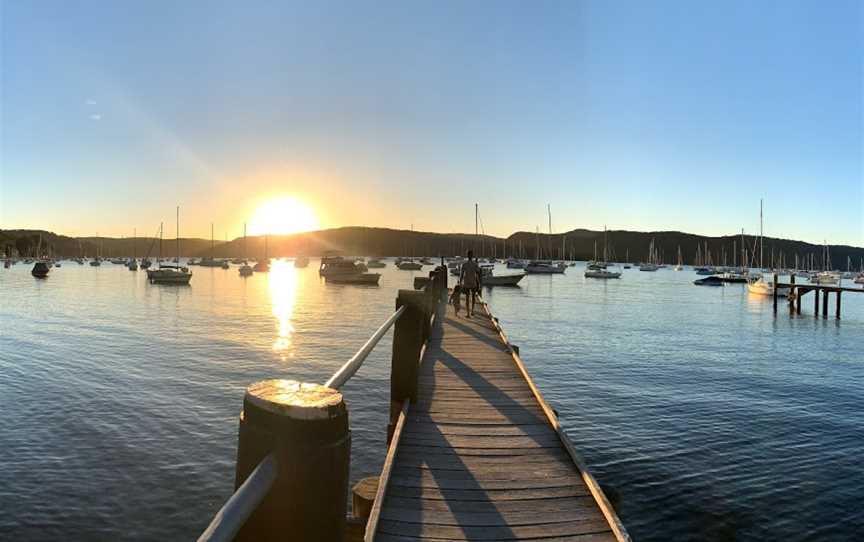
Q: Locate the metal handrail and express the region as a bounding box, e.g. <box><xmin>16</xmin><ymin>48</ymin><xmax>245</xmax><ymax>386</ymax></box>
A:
<box><xmin>325</xmin><ymin>304</ymin><xmax>407</xmax><ymax>389</ymax></box>
<box><xmin>197</xmin><ymin>453</ymin><xmax>277</xmax><ymax>542</ymax></box>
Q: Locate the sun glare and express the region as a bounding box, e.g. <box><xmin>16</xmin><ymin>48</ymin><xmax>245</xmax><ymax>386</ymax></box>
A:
<box><xmin>249</xmin><ymin>197</ymin><xmax>319</xmax><ymax>236</ymax></box>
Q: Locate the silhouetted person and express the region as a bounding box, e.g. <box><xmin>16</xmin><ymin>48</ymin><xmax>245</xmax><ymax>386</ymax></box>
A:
<box><xmin>459</xmin><ymin>250</ymin><xmax>481</xmax><ymax>317</ymax></box>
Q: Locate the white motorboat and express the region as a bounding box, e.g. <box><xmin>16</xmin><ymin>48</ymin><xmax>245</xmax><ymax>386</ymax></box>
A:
<box><xmin>811</xmin><ymin>271</ymin><xmax>839</xmax><ymax>285</ymax></box>
<box><xmin>746</xmin><ymin>275</ymin><xmax>789</xmax><ymax>296</ymax></box>
<box><xmin>322</xmin><ymin>260</ymin><xmax>380</xmax><ymax>284</ymax></box>
<box><xmin>505</xmin><ymin>258</ymin><xmax>525</xmax><ymax>269</ymax></box>
<box><xmin>638</xmin><ymin>263</ymin><xmax>659</xmax><ymax>272</ymax></box>
<box><xmin>854</xmin><ymin>274</ymin><xmax>864</xmax><ymax>285</ymax></box>
<box><xmin>482</xmin><ymin>272</ymin><xmax>525</xmax><ymax>286</ymax></box>
<box><xmin>294</xmin><ymin>255</ymin><xmax>310</xmax><ymax>268</ymax></box>
<box><xmin>366</xmin><ymin>258</ymin><xmax>386</xmax><ymax>268</ymax></box>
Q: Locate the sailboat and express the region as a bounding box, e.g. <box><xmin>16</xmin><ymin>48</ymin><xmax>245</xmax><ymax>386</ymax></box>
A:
<box><xmin>747</xmin><ymin>200</ymin><xmax>788</xmax><ymax>296</ymax></box>
<box><xmin>239</xmin><ymin>223</ymin><xmax>253</xmax><ymax>276</ymax></box>
<box><xmin>127</xmin><ymin>228</ymin><xmax>139</xmax><ymax>270</ymax></box>
<box><xmin>585</xmin><ymin>226</ymin><xmax>621</xmax><ymax>279</ymax></box>
<box><xmin>147</xmin><ymin>207</ymin><xmax>192</xmax><ymax>284</ymax></box>
<box><xmin>199</xmin><ymin>223</ymin><xmax>224</xmax><ymax>267</ymax></box>
<box><xmin>639</xmin><ymin>239</ymin><xmax>659</xmax><ymax>271</ymax></box>
<box><xmin>89</xmin><ymin>235</ymin><xmax>102</xmax><ymax>266</ymax></box>
<box><xmin>253</xmin><ymin>235</ymin><xmax>270</xmax><ymax>272</ymax></box>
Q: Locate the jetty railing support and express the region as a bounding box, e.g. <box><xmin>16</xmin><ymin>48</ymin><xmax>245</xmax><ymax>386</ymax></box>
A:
<box><xmin>233</xmin><ymin>380</ymin><xmax>350</xmax><ymax>542</ymax></box>
<box><xmin>389</xmin><ymin>289</ymin><xmax>427</xmax><ymax>442</ymax></box>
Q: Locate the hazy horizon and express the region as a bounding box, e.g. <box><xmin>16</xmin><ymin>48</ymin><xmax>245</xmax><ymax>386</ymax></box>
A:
<box><xmin>2</xmin><ymin>1</ymin><xmax>862</xmax><ymax>245</ymax></box>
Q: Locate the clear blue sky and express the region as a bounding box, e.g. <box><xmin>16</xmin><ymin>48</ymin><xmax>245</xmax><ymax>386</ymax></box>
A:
<box><xmin>1</xmin><ymin>0</ymin><xmax>862</xmax><ymax>245</ymax></box>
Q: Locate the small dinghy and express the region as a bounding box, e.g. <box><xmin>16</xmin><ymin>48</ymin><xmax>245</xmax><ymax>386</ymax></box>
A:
<box><xmin>694</xmin><ymin>276</ymin><xmax>724</xmax><ymax>286</ymax></box>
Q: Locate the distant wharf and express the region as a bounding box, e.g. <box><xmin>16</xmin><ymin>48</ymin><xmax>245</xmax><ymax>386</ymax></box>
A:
<box><xmin>198</xmin><ymin>265</ymin><xmax>629</xmax><ymax>542</ymax></box>
<box><xmin>771</xmin><ymin>274</ymin><xmax>864</xmax><ymax>319</ymax></box>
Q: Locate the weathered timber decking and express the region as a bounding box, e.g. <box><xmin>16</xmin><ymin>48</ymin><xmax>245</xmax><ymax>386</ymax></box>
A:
<box><xmin>369</xmin><ymin>300</ymin><xmax>628</xmax><ymax>541</ymax></box>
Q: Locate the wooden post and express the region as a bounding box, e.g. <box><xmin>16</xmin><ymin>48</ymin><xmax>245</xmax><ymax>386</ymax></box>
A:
<box><xmin>235</xmin><ymin>379</ymin><xmax>350</xmax><ymax>542</ymax></box>
<box><xmin>836</xmin><ymin>291</ymin><xmax>842</xmax><ymax>319</ymax></box>
<box><xmin>772</xmin><ymin>273</ymin><xmax>778</xmax><ymax>314</ymax></box>
<box><xmin>795</xmin><ymin>288</ymin><xmax>802</xmax><ymax>314</ymax></box>
<box><xmin>389</xmin><ymin>289</ymin><xmax>426</xmax><ymax>442</ymax></box>
<box><xmin>788</xmin><ymin>275</ymin><xmax>796</xmax><ymax>314</ymax></box>
<box><xmin>352</xmin><ymin>476</ymin><xmax>379</xmax><ymax>520</ymax></box>
<box><xmin>814</xmin><ymin>288</ymin><xmax>819</xmax><ymax>316</ymax></box>
<box><xmin>822</xmin><ymin>289</ymin><xmax>829</xmax><ymax>318</ymax></box>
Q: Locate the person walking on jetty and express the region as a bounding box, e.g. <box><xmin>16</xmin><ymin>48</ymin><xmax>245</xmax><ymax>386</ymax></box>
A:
<box><xmin>460</xmin><ymin>250</ymin><xmax>482</xmax><ymax>318</ymax></box>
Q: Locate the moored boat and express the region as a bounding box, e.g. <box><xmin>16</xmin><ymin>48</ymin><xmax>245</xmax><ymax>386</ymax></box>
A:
<box><xmin>147</xmin><ymin>208</ymin><xmax>192</xmax><ymax>285</ymax></box>
<box><xmin>31</xmin><ymin>261</ymin><xmax>50</xmax><ymax>278</ymax></box>
<box><xmin>525</xmin><ymin>261</ymin><xmax>565</xmax><ymax>274</ymax></box>
<box><xmin>694</xmin><ymin>275</ymin><xmax>724</xmax><ymax>286</ymax></box>
<box><xmin>294</xmin><ymin>256</ymin><xmax>310</xmax><ymax>268</ymax></box>
<box><xmin>397</xmin><ymin>259</ymin><xmax>423</xmax><ymax>270</ymax></box>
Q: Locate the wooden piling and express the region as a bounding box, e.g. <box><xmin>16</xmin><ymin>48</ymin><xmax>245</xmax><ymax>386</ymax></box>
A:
<box><xmin>389</xmin><ymin>289</ymin><xmax>426</xmax><ymax>442</ymax></box>
<box><xmin>822</xmin><ymin>289</ymin><xmax>829</xmax><ymax>318</ymax></box>
<box><xmin>788</xmin><ymin>275</ymin><xmax>796</xmax><ymax>314</ymax></box>
<box><xmin>836</xmin><ymin>291</ymin><xmax>842</xmax><ymax>319</ymax></box>
<box><xmin>795</xmin><ymin>288</ymin><xmax>802</xmax><ymax>314</ymax></box>
<box><xmin>772</xmin><ymin>273</ymin><xmax>778</xmax><ymax>314</ymax></box>
<box><xmin>814</xmin><ymin>289</ymin><xmax>819</xmax><ymax>316</ymax></box>
<box><xmin>234</xmin><ymin>379</ymin><xmax>350</xmax><ymax>542</ymax></box>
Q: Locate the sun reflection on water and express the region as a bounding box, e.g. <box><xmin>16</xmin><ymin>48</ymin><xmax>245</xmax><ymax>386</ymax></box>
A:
<box><xmin>268</xmin><ymin>259</ymin><xmax>298</xmax><ymax>359</ymax></box>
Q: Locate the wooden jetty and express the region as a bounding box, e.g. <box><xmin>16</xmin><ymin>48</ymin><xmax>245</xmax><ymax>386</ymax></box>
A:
<box><xmin>772</xmin><ymin>274</ymin><xmax>864</xmax><ymax>319</ymax></box>
<box><xmin>366</xmin><ymin>302</ymin><xmax>626</xmax><ymax>541</ymax></box>
<box><xmin>198</xmin><ymin>266</ymin><xmax>628</xmax><ymax>542</ymax></box>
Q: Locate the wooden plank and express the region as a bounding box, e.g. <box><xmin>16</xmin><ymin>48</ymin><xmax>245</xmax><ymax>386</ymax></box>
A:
<box><xmin>379</xmin><ymin>505</ymin><xmax>606</xmax><ymax>527</ymax></box>
<box><xmin>404</xmin><ymin>422</ymin><xmax>554</xmax><ymax>437</ymax></box>
<box><xmin>398</xmin><ymin>434</ymin><xmax>563</xmax><ymax>449</ymax></box>
<box><xmin>385</xmin><ymin>484</ymin><xmax>591</xmax><ymax>501</ymax></box>
<box><xmin>376</xmin><ymin>532</ymin><xmax>617</xmax><ymax>542</ymax></box>
<box><xmin>377</xmin><ymin>518</ymin><xmax>613</xmax><ymax>540</ymax></box>
<box><xmin>388</xmin><ymin>474</ymin><xmax>586</xmax><ymax>491</ymax></box>
<box><xmin>391</xmin><ymin>464</ymin><xmax>578</xmax><ymax>480</ymax></box>
<box><xmin>383</xmin><ymin>495</ymin><xmax>600</xmax><ymax>514</ymax></box>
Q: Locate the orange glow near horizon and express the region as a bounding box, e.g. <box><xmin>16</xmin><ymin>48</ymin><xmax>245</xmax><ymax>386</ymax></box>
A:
<box><xmin>248</xmin><ymin>197</ymin><xmax>319</xmax><ymax>236</ymax></box>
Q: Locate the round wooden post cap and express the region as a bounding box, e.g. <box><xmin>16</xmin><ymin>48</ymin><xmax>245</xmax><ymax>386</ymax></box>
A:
<box><xmin>244</xmin><ymin>379</ymin><xmax>345</xmax><ymax>421</ymax></box>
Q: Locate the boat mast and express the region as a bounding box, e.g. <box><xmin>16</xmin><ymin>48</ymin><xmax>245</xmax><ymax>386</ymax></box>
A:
<box><xmin>176</xmin><ymin>206</ymin><xmax>181</xmax><ymax>263</ymax></box>
<box><xmin>759</xmin><ymin>199</ymin><xmax>763</xmax><ymax>270</ymax></box>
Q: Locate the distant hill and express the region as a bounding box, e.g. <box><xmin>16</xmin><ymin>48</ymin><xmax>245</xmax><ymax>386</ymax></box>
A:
<box><xmin>2</xmin><ymin>227</ymin><xmax>863</xmax><ymax>270</ymax></box>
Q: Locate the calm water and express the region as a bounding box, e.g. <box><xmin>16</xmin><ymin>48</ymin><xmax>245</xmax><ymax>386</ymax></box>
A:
<box><xmin>2</xmin><ymin>261</ymin><xmax>862</xmax><ymax>541</ymax></box>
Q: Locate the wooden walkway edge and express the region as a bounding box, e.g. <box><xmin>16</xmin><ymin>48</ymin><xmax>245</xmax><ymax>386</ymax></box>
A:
<box><xmin>366</xmin><ymin>298</ymin><xmax>630</xmax><ymax>541</ymax></box>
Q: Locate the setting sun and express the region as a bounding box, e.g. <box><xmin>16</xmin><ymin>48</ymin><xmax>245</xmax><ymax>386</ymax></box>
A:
<box><xmin>248</xmin><ymin>197</ymin><xmax>319</xmax><ymax>236</ymax></box>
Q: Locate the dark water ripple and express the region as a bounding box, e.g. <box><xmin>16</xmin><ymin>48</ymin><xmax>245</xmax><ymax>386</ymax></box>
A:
<box><xmin>2</xmin><ymin>261</ymin><xmax>863</xmax><ymax>540</ymax></box>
